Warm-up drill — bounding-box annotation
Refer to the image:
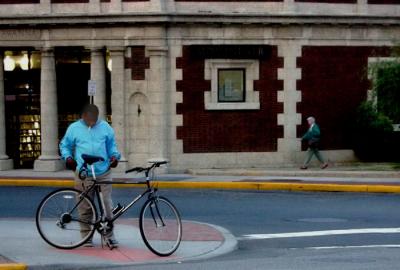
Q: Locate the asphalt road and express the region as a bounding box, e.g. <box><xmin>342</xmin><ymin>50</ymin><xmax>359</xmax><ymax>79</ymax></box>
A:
<box><xmin>2</xmin><ymin>186</ymin><xmax>400</xmax><ymax>269</ymax></box>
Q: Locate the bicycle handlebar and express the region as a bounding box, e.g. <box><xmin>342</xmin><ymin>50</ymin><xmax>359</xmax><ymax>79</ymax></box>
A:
<box><xmin>125</xmin><ymin>161</ymin><xmax>168</xmax><ymax>174</ymax></box>
<box><xmin>125</xmin><ymin>167</ymin><xmax>144</xmax><ymax>173</ymax></box>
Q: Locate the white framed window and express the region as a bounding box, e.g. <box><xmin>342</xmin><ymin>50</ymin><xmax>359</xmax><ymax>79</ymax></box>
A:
<box><xmin>204</xmin><ymin>59</ymin><xmax>260</xmax><ymax>110</ymax></box>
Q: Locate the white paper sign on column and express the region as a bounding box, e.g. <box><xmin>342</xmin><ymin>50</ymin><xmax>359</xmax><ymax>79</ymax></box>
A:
<box><xmin>88</xmin><ymin>80</ymin><xmax>97</xmax><ymax>96</ymax></box>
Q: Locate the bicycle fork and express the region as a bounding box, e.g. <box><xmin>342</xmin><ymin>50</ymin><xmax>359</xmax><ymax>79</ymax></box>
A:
<box><xmin>149</xmin><ymin>198</ymin><xmax>166</xmax><ymax>228</ymax></box>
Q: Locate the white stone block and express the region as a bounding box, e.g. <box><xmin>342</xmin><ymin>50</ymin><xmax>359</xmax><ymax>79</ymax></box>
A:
<box><xmin>172</xmin><ymin>69</ymin><xmax>183</xmax><ymax>81</ymax></box>
<box><xmin>277</xmin><ymin>68</ymin><xmax>285</xmax><ymax>81</ymax></box>
<box><xmin>277</xmin><ymin>91</ymin><xmax>285</xmax><ymax>103</ymax></box>
<box><xmin>34</xmin><ymin>159</ymin><xmax>64</xmax><ymax>172</ymax></box>
<box><xmin>295</xmin><ymin>113</ymin><xmax>302</xmax><ymax>125</ymax></box>
<box><xmin>295</xmin><ymin>91</ymin><xmax>302</xmax><ymax>103</ymax></box>
<box><xmin>277</xmin><ymin>114</ymin><xmax>285</xmax><ymax>126</ymax></box>
<box><xmin>172</xmin><ymin>92</ymin><xmax>183</xmax><ymax>103</ymax></box>
<box><xmin>170</xmin><ymin>140</ymin><xmax>183</xmax><ymax>155</ymax></box>
<box><xmin>0</xmin><ymin>159</ymin><xmax>13</xmax><ymax>171</ymax></box>
<box><xmin>172</xmin><ymin>115</ymin><xmax>183</xmax><ymax>127</ymax></box>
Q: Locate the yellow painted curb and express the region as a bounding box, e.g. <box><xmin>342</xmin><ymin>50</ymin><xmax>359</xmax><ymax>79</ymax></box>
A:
<box><xmin>0</xmin><ymin>179</ymin><xmax>74</xmax><ymax>187</ymax></box>
<box><xmin>1</xmin><ymin>178</ymin><xmax>400</xmax><ymax>193</ymax></box>
<box><xmin>0</xmin><ymin>263</ymin><xmax>27</xmax><ymax>270</ymax></box>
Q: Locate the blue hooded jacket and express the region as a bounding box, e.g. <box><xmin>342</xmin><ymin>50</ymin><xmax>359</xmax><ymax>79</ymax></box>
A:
<box><xmin>59</xmin><ymin>119</ymin><xmax>121</xmax><ymax>176</ymax></box>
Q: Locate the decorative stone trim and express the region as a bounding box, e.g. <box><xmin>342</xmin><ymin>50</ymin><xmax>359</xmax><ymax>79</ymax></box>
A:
<box><xmin>204</xmin><ymin>59</ymin><xmax>260</xmax><ymax>110</ymax></box>
<box><xmin>277</xmin><ymin>43</ymin><xmax>302</xmax><ymax>154</ymax></box>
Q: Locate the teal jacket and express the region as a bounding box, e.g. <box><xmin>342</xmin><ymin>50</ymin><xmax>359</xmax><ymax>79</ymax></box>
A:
<box><xmin>302</xmin><ymin>124</ymin><xmax>321</xmax><ymax>142</ymax></box>
<box><xmin>59</xmin><ymin>119</ymin><xmax>121</xmax><ymax>176</ymax></box>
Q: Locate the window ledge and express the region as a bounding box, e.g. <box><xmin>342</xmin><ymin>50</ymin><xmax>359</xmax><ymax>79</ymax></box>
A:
<box><xmin>205</xmin><ymin>101</ymin><xmax>260</xmax><ymax>110</ymax></box>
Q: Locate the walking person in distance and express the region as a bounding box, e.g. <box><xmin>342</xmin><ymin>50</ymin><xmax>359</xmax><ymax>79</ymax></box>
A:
<box><xmin>301</xmin><ymin>116</ymin><xmax>329</xmax><ymax>170</ymax></box>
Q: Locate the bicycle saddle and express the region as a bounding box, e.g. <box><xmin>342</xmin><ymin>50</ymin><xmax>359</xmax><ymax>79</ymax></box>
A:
<box><xmin>81</xmin><ymin>154</ymin><xmax>104</xmax><ymax>165</ymax></box>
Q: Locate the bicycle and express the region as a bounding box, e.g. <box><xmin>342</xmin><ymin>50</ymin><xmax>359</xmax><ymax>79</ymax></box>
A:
<box><xmin>35</xmin><ymin>154</ymin><xmax>182</xmax><ymax>256</ymax></box>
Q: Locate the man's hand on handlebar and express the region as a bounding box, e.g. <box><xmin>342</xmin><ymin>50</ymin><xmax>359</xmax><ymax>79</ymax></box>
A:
<box><xmin>110</xmin><ymin>156</ymin><xmax>119</xmax><ymax>168</ymax></box>
<box><xmin>66</xmin><ymin>157</ymin><xmax>77</xmax><ymax>171</ymax></box>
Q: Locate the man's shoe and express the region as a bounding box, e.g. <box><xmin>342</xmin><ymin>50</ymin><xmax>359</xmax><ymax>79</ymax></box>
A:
<box><xmin>105</xmin><ymin>237</ymin><xmax>119</xmax><ymax>250</ymax></box>
<box><xmin>321</xmin><ymin>163</ymin><xmax>329</xmax><ymax>169</ymax></box>
<box><xmin>83</xmin><ymin>239</ymin><xmax>94</xmax><ymax>247</ymax></box>
<box><xmin>300</xmin><ymin>166</ymin><xmax>308</xmax><ymax>170</ymax></box>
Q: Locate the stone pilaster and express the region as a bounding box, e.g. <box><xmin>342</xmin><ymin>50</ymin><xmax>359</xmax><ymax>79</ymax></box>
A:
<box><xmin>110</xmin><ymin>47</ymin><xmax>127</xmax><ymax>172</ymax></box>
<box><xmin>283</xmin><ymin>0</ymin><xmax>295</xmax><ymax>13</ymax></box>
<box><xmin>146</xmin><ymin>46</ymin><xmax>170</xmax><ymax>164</ymax></box>
<box><xmin>0</xmin><ymin>52</ymin><xmax>13</xmax><ymax>170</ymax></box>
<box><xmin>90</xmin><ymin>47</ymin><xmax>107</xmax><ymax>119</ymax></box>
<box><xmin>357</xmin><ymin>0</ymin><xmax>368</xmax><ymax>14</ymax></box>
<box><xmin>277</xmin><ymin>42</ymin><xmax>303</xmax><ymax>163</ymax></box>
<box><xmin>109</xmin><ymin>0</ymin><xmax>122</xmax><ymax>13</ymax></box>
<box><xmin>39</xmin><ymin>0</ymin><xmax>51</xmax><ymax>15</ymax></box>
<box><xmin>89</xmin><ymin>0</ymin><xmax>101</xmax><ymax>14</ymax></box>
<box><xmin>34</xmin><ymin>47</ymin><xmax>63</xmax><ymax>171</ymax></box>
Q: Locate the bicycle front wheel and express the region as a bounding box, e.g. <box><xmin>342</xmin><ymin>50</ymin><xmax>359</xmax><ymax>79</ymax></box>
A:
<box><xmin>36</xmin><ymin>188</ymin><xmax>97</xmax><ymax>249</ymax></box>
<box><xmin>139</xmin><ymin>196</ymin><xmax>182</xmax><ymax>256</ymax></box>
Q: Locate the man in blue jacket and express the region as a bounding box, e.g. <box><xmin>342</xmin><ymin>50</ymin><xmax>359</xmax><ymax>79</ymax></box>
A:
<box><xmin>60</xmin><ymin>104</ymin><xmax>121</xmax><ymax>248</ymax></box>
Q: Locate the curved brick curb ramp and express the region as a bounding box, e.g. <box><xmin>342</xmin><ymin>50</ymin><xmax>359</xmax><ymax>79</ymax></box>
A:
<box><xmin>0</xmin><ymin>218</ymin><xmax>237</xmax><ymax>270</ymax></box>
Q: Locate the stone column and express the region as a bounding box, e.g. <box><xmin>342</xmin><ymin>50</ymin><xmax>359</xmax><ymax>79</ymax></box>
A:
<box><xmin>90</xmin><ymin>47</ymin><xmax>107</xmax><ymax>119</ymax></box>
<box><xmin>39</xmin><ymin>0</ymin><xmax>51</xmax><ymax>15</ymax></box>
<box><xmin>109</xmin><ymin>0</ymin><xmax>122</xmax><ymax>13</ymax></box>
<box><xmin>277</xmin><ymin>42</ymin><xmax>303</xmax><ymax>164</ymax></box>
<box><xmin>147</xmin><ymin>46</ymin><xmax>170</xmax><ymax>164</ymax></box>
<box><xmin>357</xmin><ymin>0</ymin><xmax>368</xmax><ymax>14</ymax></box>
<box><xmin>34</xmin><ymin>47</ymin><xmax>63</xmax><ymax>171</ymax></box>
<box><xmin>151</xmin><ymin>0</ymin><xmax>167</xmax><ymax>12</ymax></box>
<box><xmin>110</xmin><ymin>47</ymin><xmax>127</xmax><ymax>172</ymax></box>
<box><xmin>284</xmin><ymin>0</ymin><xmax>295</xmax><ymax>13</ymax></box>
<box><xmin>0</xmin><ymin>52</ymin><xmax>13</xmax><ymax>170</ymax></box>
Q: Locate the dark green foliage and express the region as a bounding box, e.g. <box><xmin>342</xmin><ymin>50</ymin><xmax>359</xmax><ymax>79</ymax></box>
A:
<box><xmin>353</xmin><ymin>98</ymin><xmax>397</xmax><ymax>161</ymax></box>
<box><xmin>375</xmin><ymin>63</ymin><xmax>400</xmax><ymax>123</ymax></box>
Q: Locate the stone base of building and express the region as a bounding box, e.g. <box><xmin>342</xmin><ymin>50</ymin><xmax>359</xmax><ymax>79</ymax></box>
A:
<box><xmin>0</xmin><ymin>159</ymin><xmax>13</xmax><ymax>171</ymax></box>
<box><xmin>169</xmin><ymin>150</ymin><xmax>357</xmax><ymax>171</ymax></box>
<box><xmin>34</xmin><ymin>159</ymin><xmax>64</xmax><ymax>172</ymax></box>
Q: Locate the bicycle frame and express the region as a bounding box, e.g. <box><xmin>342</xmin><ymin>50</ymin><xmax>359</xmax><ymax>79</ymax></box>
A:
<box><xmin>71</xmin><ymin>163</ymin><xmax>158</xmax><ymax>227</ymax></box>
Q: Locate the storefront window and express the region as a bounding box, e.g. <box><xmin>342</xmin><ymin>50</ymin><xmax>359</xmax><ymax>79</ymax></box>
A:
<box><xmin>218</xmin><ymin>69</ymin><xmax>245</xmax><ymax>102</ymax></box>
<box><xmin>4</xmin><ymin>50</ymin><xmax>41</xmax><ymax>168</ymax></box>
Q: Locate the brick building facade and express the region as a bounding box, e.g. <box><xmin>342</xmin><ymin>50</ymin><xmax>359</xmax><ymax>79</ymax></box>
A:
<box><xmin>0</xmin><ymin>0</ymin><xmax>399</xmax><ymax>171</ymax></box>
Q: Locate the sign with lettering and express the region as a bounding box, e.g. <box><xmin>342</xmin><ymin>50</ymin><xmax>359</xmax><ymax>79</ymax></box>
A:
<box><xmin>88</xmin><ymin>80</ymin><xmax>96</xmax><ymax>96</ymax></box>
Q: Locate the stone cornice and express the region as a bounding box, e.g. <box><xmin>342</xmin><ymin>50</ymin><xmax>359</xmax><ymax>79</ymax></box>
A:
<box><xmin>0</xmin><ymin>13</ymin><xmax>400</xmax><ymax>27</ymax></box>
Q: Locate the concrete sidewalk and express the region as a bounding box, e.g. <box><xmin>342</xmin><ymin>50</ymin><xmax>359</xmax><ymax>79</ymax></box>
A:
<box><xmin>0</xmin><ymin>163</ymin><xmax>399</xmax><ymax>193</ymax></box>
<box><xmin>0</xmin><ymin>218</ymin><xmax>237</xmax><ymax>270</ymax></box>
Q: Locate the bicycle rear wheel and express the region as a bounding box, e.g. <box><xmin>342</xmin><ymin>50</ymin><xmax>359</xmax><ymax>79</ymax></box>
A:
<box><xmin>139</xmin><ymin>196</ymin><xmax>182</xmax><ymax>256</ymax></box>
<box><xmin>36</xmin><ymin>188</ymin><xmax>97</xmax><ymax>249</ymax></box>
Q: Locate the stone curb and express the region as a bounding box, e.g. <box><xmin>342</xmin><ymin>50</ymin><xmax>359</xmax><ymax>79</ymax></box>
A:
<box><xmin>187</xmin><ymin>169</ymin><xmax>400</xmax><ymax>178</ymax></box>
